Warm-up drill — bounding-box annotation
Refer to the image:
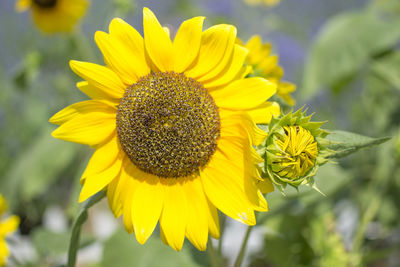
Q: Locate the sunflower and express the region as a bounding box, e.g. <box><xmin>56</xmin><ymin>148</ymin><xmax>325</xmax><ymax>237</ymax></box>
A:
<box><xmin>50</xmin><ymin>8</ymin><xmax>278</xmax><ymax>251</ymax></box>
<box><xmin>240</xmin><ymin>35</ymin><xmax>296</xmax><ymax>106</ymax></box>
<box><xmin>244</xmin><ymin>0</ymin><xmax>281</xmax><ymax>7</ymax></box>
<box><xmin>15</xmin><ymin>0</ymin><xmax>89</xmax><ymax>33</ymax></box>
<box><xmin>0</xmin><ymin>195</ymin><xmax>19</xmax><ymax>266</ymax></box>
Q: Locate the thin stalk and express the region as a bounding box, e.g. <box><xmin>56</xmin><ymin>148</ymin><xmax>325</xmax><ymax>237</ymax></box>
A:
<box><xmin>207</xmin><ymin>238</ymin><xmax>221</xmax><ymax>267</ymax></box>
<box><xmin>217</xmin><ymin>213</ymin><xmax>226</xmax><ymax>254</ymax></box>
<box><xmin>67</xmin><ymin>191</ymin><xmax>105</xmax><ymax>267</ymax></box>
<box><xmin>233</xmin><ymin>225</ymin><xmax>253</xmax><ymax>267</ymax></box>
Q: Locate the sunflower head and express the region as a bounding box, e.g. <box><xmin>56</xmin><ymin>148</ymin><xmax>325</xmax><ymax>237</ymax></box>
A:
<box><xmin>264</xmin><ymin>108</ymin><xmax>329</xmax><ymax>192</ymax></box>
<box><xmin>15</xmin><ymin>0</ymin><xmax>89</xmax><ymax>33</ymax></box>
<box><xmin>50</xmin><ymin>8</ymin><xmax>279</xmax><ymax>251</ymax></box>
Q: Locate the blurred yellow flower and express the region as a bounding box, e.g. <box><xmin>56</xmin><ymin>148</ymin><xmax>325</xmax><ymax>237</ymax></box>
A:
<box><xmin>15</xmin><ymin>0</ymin><xmax>89</xmax><ymax>33</ymax></box>
<box><xmin>244</xmin><ymin>0</ymin><xmax>281</xmax><ymax>7</ymax></box>
<box><xmin>240</xmin><ymin>35</ymin><xmax>296</xmax><ymax>106</ymax></box>
<box><xmin>0</xmin><ymin>195</ymin><xmax>19</xmax><ymax>267</ymax></box>
<box><xmin>50</xmin><ymin>8</ymin><xmax>278</xmax><ymax>251</ymax></box>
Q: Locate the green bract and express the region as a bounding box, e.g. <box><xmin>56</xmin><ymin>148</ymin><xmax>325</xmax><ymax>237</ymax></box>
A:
<box><xmin>263</xmin><ymin>108</ymin><xmax>331</xmax><ymax>193</ymax></box>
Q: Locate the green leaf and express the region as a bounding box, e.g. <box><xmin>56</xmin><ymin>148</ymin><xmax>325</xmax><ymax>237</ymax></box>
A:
<box><xmin>371</xmin><ymin>51</ymin><xmax>400</xmax><ymax>90</ymax></box>
<box><xmin>324</xmin><ymin>130</ymin><xmax>390</xmax><ymax>158</ymax></box>
<box><xmin>301</xmin><ymin>11</ymin><xmax>400</xmax><ymax>100</ymax></box>
<box><xmin>2</xmin><ymin>126</ymin><xmax>80</xmax><ymax>204</ymax></box>
<box><xmin>101</xmin><ymin>229</ymin><xmax>202</xmax><ymax>267</ymax></box>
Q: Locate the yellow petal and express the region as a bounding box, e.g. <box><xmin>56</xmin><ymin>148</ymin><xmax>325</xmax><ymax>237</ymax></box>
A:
<box><xmin>211</xmin><ymin>77</ymin><xmax>276</xmax><ymax>110</ymax></box>
<box><xmin>49</xmin><ymin>100</ymin><xmax>116</xmax><ymax>125</ymax></box>
<box><xmin>214</xmin><ymin>139</ymin><xmax>269</xmax><ymax>212</ymax></box>
<box><xmin>107</xmin><ymin>176</ymin><xmax>123</xmax><ymax>218</ymax></box>
<box><xmin>245</xmin><ymin>35</ymin><xmax>272</xmax><ymax>65</ymax></box>
<box><xmin>79</xmin><ymin>153</ymin><xmax>124</xmax><ymax>202</ymax></box>
<box><xmin>196</xmin><ymin>38</ymin><xmax>239</xmax><ymax>84</ymax></box>
<box><xmin>0</xmin><ymin>216</ymin><xmax>19</xmax><ymax>236</ymax></box>
<box><xmin>206</xmin><ymin>200</ymin><xmax>220</xmax><ymax>239</ymax></box>
<box><xmin>173</xmin><ymin>16</ymin><xmax>205</xmax><ymax>72</ymax></box>
<box><xmin>70</xmin><ymin>60</ymin><xmax>125</xmax><ymax>99</ymax></box>
<box><xmin>185</xmin><ymin>24</ymin><xmax>237</xmax><ymax>79</ymax></box>
<box><xmin>163</xmin><ymin>27</ymin><xmax>170</xmax><ymax>38</ymax></box>
<box><xmin>160</xmin><ymin>226</ymin><xmax>168</xmax><ymax>245</ymax></box>
<box><xmin>245</xmin><ymin>35</ymin><xmax>262</xmax><ymax>53</ymax></box>
<box><xmin>75</xmin><ymin>81</ymin><xmax>118</xmax><ymax>103</ymax></box>
<box><xmin>220</xmin><ymin>110</ymin><xmax>267</xmax><ymax>146</ymax></box>
<box><xmin>115</xmin><ymin>162</ymin><xmax>138</xmax><ymax>203</ymax></box>
<box><xmin>259</xmin><ymin>55</ymin><xmax>280</xmax><ymax>76</ymax></box>
<box><xmin>81</xmin><ymin>135</ymin><xmax>120</xmax><ymax>180</ymax></box>
<box><xmin>183</xmin><ymin>178</ymin><xmax>208</xmax><ymax>251</ymax></box>
<box><xmin>107</xmin><ymin>158</ymin><xmax>138</xmax><ymax>219</ymax></box>
<box><xmin>0</xmin><ymin>239</ymin><xmax>9</xmax><ymax>266</ymax></box>
<box><xmin>277</xmin><ymin>81</ymin><xmax>296</xmax><ymax>106</ymax></box>
<box><xmin>201</xmin><ymin>154</ymin><xmax>256</xmax><ymax>225</ymax></box>
<box><xmin>257</xmin><ymin>179</ymin><xmax>275</xmax><ymax>194</ymax></box>
<box><xmin>95</xmin><ymin>31</ymin><xmax>140</xmax><ymax>85</ymax></box>
<box><xmin>201</xmin><ymin>44</ymin><xmax>248</xmax><ymax>88</ymax></box>
<box><xmin>51</xmin><ymin>113</ymin><xmax>116</xmax><ymax>146</ymax></box>
<box><xmin>143</xmin><ymin>8</ymin><xmax>174</xmax><ymax>71</ymax></box>
<box><xmin>108</xmin><ymin>18</ymin><xmax>150</xmax><ymax>79</ymax></box>
<box><xmin>131</xmin><ymin>173</ymin><xmax>164</xmax><ymax>245</ymax></box>
<box><xmin>246</xmin><ymin>101</ymin><xmax>280</xmax><ymax>124</ymax></box>
<box><xmin>160</xmin><ymin>180</ymin><xmax>187</xmax><ymax>251</ymax></box>
<box><xmin>122</xmin><ymin>186</ymin><xmax>134</xmax><ymax>234</ymax></box>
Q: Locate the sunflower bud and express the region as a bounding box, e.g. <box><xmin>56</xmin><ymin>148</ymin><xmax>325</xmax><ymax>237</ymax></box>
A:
<box><xmin>264</xmin><ymin>108</ymin><xmax>330</xmax><ymax>192</ymax></box>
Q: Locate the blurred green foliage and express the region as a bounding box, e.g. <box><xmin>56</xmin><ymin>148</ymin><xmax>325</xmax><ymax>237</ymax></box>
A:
<box><xmin>302</xmin><ymin>2</ymin><xmax>400</xmax><ymax>99</ymax></box>
<box><xmin>102</xmin><ymin>229</ymin><xmax>203</xmax><ymax>267</ymax></box>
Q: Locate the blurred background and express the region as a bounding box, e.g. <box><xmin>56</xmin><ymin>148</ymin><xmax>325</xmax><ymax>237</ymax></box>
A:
<box><xmin>0</xmin><ymin>0</ymin><xmax>400</xmax><ymax>266</ymax></box>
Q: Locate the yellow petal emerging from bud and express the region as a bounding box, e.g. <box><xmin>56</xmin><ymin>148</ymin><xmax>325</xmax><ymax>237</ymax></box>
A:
<box><xmin>272</xmin><ymin>126</ymin><xmax>318</xmax><ymax>179</ymax></box>
<box><xmin>264</xmin><ymin>108</ymin><xmax>329</xmax><ymax>193</ymax></box>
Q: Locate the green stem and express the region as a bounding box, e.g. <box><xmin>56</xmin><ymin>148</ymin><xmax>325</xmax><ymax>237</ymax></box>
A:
<box><xmin>217</xmin><ymin>213</ymin><xmax>226</xmax><ymax>254</ymax></box>
<box><xmin>207</xmin><ymin>238</ymin><xmax>221</xmax><ymax>267</ymax></box>
<box><xmin>233</xmin><ymin>225</ymin><xmax>254</xmax><ymax>267</ymax></box>
<box><xmin>67</xmin><ymin>191</ymin><xmax>105</xmax><ymax>267</ymax></box>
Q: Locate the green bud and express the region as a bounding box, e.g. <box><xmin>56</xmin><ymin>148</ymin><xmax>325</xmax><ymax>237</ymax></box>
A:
<box><xmin>263</xmin><ymin>108</ymin><xmax>330</xmax><ymax>193</ymax></box>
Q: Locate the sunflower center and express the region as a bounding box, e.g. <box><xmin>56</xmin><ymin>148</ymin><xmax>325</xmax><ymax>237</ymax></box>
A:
<box><xmin>33</xmin><ymin>0</ymin><xmax>57</xmax><ymax>8</ymax></box>
<box><xmin>117</xmin><ymin>72</ymin><xmax>220</xmax><ymax>178</ymax></box>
